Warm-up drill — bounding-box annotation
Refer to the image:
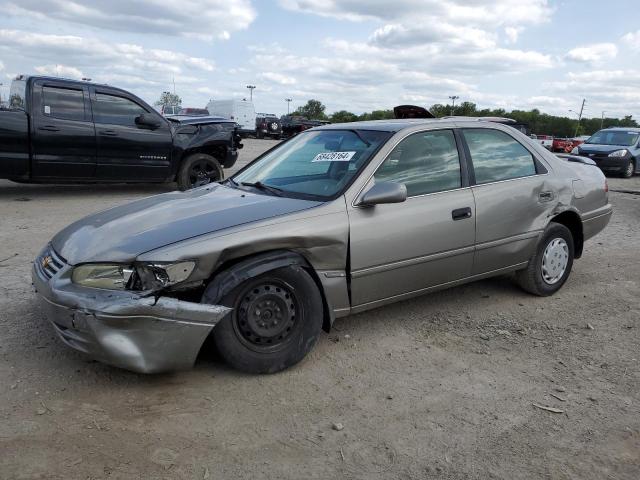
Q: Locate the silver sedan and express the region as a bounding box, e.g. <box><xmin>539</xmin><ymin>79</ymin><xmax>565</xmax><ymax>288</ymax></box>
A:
<box><xmin>33</xmin><ymin>118</ymin><xmax>612</xmax><ymax>373</ymax></box>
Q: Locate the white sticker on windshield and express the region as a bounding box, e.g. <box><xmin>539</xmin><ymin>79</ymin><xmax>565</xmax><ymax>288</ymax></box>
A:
<box><xmin>312</xmin><ymin>151</ymin><xmax>356</xmax><ymax>162</ymax></box>
<box><xmin>44</xmin><ymin>105</ymin><xmax>51</xmax><ymax>115</ymax></box>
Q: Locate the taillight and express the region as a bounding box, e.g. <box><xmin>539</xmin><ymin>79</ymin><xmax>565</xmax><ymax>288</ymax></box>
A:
<box><xmin>604</xmin><ymin>179</ymin><xmax>608</xmax><ymax>192</ymax></box>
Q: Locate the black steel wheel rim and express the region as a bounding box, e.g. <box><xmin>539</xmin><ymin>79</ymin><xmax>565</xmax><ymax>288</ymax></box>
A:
<box><xmin>233</xmin><ymin>281</ymin><xmax>299</xmax><ymax>352</ymax></box>
<box><xmin>189</xmin><ymin>160</ymin><xmax>220</xmax><ymax>187</ymax></box>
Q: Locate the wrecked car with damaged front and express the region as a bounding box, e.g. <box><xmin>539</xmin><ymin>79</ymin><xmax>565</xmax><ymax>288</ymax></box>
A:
<box><xmin>33</xmin><ymin>118</ymin><xmax>612</xmax><ymax>374</ymax></box>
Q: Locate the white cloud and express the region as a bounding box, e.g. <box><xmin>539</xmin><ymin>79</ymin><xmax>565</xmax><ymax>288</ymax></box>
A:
<box><xmin>504</xmin><ymin>27</ymin><xmax>521</xmax><ymax>44</ymax></box>
<box><xmin>370</xmin><ymin>23</ymin><xmax>496</xmax><ymax>49</ymax></box>
<box><xmin>34</xmin><ymin>64</ymin><xmax>83</xmax><ymax>78</ymax></box>
<box><xmin>0</xmin><ymin>29</ymin><xmax>215</xmax><ymax>76</ymax></box>
<box><xmin>544</xmin><ymin>70</ymin><xmax>640</xmax><ymax>118</ymax></box>
<box><xmin>565</xmin><ymin>43</ymin><xmax>618</xmax><ymax>64</ymax></box>
<box><xmin>1</xmin><ymin>0</ymin><xmax>256</xmax><ymax>40</ymax></box>
<box><xmin>260</xmin><ymin>72</ymin><xmax>297</xmax><ymax>85</ymax></box>
<box><xmin>621</xmin><ymin>31</ymin><xmax>640</xmax><ymax>50</ymax></box>
<box><xmin>279</xmin><ymin>0</ymin><xmax>552</xmax><ymax>26</ymax></box>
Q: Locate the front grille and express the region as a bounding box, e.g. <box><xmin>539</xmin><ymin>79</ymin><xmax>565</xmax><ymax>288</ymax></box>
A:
<box><xmin>36</xmin><ymin>245</ymin><xmax>67</xmax><ymax>280</ymax></box>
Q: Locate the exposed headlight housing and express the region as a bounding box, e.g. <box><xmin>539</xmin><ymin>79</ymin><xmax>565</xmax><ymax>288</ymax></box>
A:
<box><xmin>570</xmin><ymin>147</ymin><xmax>579</xmax><ymax>154</ymax></box>
<box><xmin>72</xmin><ymin>261</ymin><xmax>195</xmax><ymax>291</ymax></box>
<box><xmin>132</xmin><ymin>261</ymin><xmax>196</xmax><ymax>291</ymax></box>
<box><xmin>72</xmin><ymin>264</ymin><xmax>133</xmax><ymax>290</ymax></box>
<box><xmin>608</xmin><ymin>149</ymin><xmax>629</xmax><ymax>158</ymax></box>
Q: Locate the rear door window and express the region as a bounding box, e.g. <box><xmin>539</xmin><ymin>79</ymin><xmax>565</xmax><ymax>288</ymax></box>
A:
<box><xmin>42</xmin><ymin>86</ymin><xmax>85</xmax><ymax>121</ymax></box>
<box><xmin>94</xmin><ymin>93</ymin><xmax>148</xmax><ymax>126</ymax></box>
<box><xmin>463</xmin><ymin>129</ymin><xmax>537</xmax><ymax>184</ymax></box>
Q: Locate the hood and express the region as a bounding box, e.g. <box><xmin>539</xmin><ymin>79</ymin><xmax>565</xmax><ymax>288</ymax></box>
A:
<box><xmin>52</xmin><ymin>185</ymin><xmax>321</xmax><ymax>265</ymax></box>
<box><xmin>579</xmin><ymin>143</ymin><xmax>629</xmax><ymax>154</ymax></box>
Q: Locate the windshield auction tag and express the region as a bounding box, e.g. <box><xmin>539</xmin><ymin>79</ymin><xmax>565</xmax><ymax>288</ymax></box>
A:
<box><xmin>312</xmin><ymin>151</ymin><xmax>356</xmax><ymax>162</ymax></box>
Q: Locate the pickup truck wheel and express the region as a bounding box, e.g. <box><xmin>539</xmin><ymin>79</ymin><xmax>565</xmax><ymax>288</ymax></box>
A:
<box><xmin>207</xmin><ymin>266</ymin><xmax>323</xmax><ymax>374</ymax></box>
<box><xmin>622</xmin><ymin>159</ymin><xmax>634</xmax><ymax>178</ymax></box>
<box><xmin>177</xmin><ymin>154</ymin><xmax>223</xmax><ymax>191</ymax></box>
<box><xmin>515</xmin><ymin>223</ymin><xmax>574</xmax><ymax>296</ymax></box>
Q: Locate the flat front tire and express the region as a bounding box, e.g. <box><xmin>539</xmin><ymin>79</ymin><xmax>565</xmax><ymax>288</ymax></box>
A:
<box><xmin>177</xmin><ymin>153</ymin><xmax>223</xmax><ymax>191</ymax></box>
<box><xmin>204</xmin><ymin>266</ymin><xmax>323</xmax><ymax>374</ymax></box>
<box><xmin>516</xmin><ymin>222</ymin><xmax>574</xmax><ymax>296</ymax></box>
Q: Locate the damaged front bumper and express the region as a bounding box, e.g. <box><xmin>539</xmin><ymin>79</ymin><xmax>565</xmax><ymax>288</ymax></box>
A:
<box><xmin>32</xmin><ymin>253</ymin><xmax>231</xmax><ymax>374</ymax></box>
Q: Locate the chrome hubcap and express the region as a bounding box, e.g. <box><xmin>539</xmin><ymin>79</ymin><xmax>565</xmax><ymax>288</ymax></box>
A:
<box><xmin>541</xmin><ymin>237</ymin><xmax>569</xmax><ymax>285</ymax></box>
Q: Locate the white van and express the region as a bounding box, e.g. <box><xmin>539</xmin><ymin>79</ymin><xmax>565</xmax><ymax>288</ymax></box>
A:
<box><xmin>206</xmin><ymin>99</ymin><xmax>256</xmax><ymax>135</ymax></box>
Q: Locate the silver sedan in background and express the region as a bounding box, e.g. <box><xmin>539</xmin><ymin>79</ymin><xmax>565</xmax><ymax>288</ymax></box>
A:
<box><xmin>33</xmin><ymin>118</ymin><xmax>612</xmax><ymax>374</ymax></box>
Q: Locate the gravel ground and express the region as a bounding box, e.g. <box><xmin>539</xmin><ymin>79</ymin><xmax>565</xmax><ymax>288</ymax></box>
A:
<box><xmin>0</xmin><ymin>139</ymin><xmax>638</xmax><ymax>479</ymax></box>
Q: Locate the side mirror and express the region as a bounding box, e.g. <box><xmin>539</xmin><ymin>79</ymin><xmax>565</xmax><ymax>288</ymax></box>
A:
<box><xmin>358</xmin><ymin>181</ymin><xmax>407</xmax><ymax>207</ymax></box>
<box><xmin>135</xmin><ymin>113</ymin><xmax>161</xmax><ymax>129</ymax></box>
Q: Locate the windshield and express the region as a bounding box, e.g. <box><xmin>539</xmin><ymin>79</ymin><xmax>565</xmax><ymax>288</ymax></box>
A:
<box><xmin>232</xmin><ymin>129</ymin><xmax>391</xmax><ymax>200</ymax></box>
<box><xmin>586</xmin><ymin>130</ymin><xmax>640</xmax><ymax>146</ymax></box>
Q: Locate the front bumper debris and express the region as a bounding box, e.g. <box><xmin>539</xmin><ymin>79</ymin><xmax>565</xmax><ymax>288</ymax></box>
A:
<box><xmin>32</xmin><ymin>248</ymin><xmax>231</xmax><ymax>374</ymax></box>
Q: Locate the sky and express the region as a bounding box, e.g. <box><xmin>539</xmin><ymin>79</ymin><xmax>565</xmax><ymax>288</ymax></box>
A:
<box><xmin>0</xmin><ymin>0</ymin><xmax>638</xmax><ymax>119</ymax></box>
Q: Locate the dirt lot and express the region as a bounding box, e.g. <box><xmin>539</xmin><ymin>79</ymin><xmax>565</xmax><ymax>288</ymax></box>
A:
<box><xmin>1</xmin><ymin>140</ymin><xmax>639</xmax><ymax>479</ymax></box>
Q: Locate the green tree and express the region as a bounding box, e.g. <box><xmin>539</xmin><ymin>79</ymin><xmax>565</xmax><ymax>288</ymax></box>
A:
<box><xmin>358</xmin><ymin>109</ymin><xmax>394</xmax><ymax>121</ymax></box>
<box><xmin>154</xmin><ymin>91</ymin><xmax>182</xmax><ymax>107</ymax></box>
<box><xmin>330</xmin><ymin>110</ymin><xmax>359</xmax><ymax>123</ymax></box>
<box><xmin>293</xmin><ymin>99</ymin><xmax>327</xmax><ymax>120</ymax></box>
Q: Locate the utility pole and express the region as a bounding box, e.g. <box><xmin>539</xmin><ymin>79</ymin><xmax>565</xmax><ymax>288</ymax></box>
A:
<box><xmin>172</xmin><ymin>77</ymin><xmax>176</xmax><ymax>95</ymax></box>
<box><xmin>246</xmin><ymin>85</ymin><xmax>256</xmax><ymax>101</ymax></box>
<box><xmin>285</xmin><ymin>98</ymin><xmax>292</xmax><ymax>114</ymax></box>
<box><xmin>0</xmin><ymin>83</ymin><xmax>3</xmax><ymax>105</ymax></box>
<box><xmin>600</xmin><ymin>111</ymin><xmax>606</xmax><ymax>130</ymax></box>
<box><xmin>448</xmin><ymin>95</ymin><xmax>459</xmax><ymax>116</ymax></box>
<box><xmin>574</xmin><ymin>98</ymin><xmax>586</xmax><ymax>137</ymax></box>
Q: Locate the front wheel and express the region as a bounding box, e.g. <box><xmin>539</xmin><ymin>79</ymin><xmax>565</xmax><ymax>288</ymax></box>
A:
<box><xmin>622</xmin><ymin>159</ymin><xmax>634</xmax><ymax>178</ymax></box>
<box><xmin>177</xmin><ymin>153</ymin><xmax>223</xmax><ymax>191</ymax></box>
<box><xmin>515</xmin><ymin>223</ymin><xmax>574</xmax><ymax>296</ymax></box>
<box><xmin>205</xmin><ymin>266</ymin><xmax>324</xmax><ymax>374</ymax></box>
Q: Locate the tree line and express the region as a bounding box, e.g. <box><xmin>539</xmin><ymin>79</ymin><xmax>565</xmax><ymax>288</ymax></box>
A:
<box><xmin>292</xmin><ymin>99</ymin><xmax>638</xmax><ymax>138</ymax></box>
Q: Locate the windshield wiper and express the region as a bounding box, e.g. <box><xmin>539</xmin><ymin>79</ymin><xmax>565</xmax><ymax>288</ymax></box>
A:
<box><xmin>240</xmin><ymin>181</ymin><xmax>285</xmax><ymax>196</ymax></box>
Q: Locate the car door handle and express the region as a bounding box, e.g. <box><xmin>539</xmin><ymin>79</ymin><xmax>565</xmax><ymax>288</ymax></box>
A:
<box><xmin>99</xmin><ymin>130</ymin><xmax>118</xmax><ymax>136</ymax></box>
<box><xmin>38</xmin><ymin>125</ymin><xmax>60</xmax><ymax>132</ymax></box>
<box><xmin>452</xmin><ymin>207</ymin><xmax>472</xmax><ymax>221</ymax></box>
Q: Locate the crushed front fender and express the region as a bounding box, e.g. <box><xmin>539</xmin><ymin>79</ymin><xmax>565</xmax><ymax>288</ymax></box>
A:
<box><xmin>32</xmin><ymin>261</ymin><xmax>231</xmax><ymax>374</ymax></box>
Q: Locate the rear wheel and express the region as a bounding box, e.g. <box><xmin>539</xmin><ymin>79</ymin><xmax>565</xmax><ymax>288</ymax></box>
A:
<box><xmin>515</xmin><ymin>223</ymin><xmax>574</xmax><ymax>296</ymax></box>
<box><xmin>177</xmin><ymin>153</ymin><xmax>223</xmax><ymax>191</ymax></box>
<box><xmin>205</xmin><ymin>266</ymin><xmax>323</xmax><ymax>374</ymax></box>
<box><xmin>622</xmin><ymin>159</ymin><xmax>634</xmax><ymax>178</ymax></box>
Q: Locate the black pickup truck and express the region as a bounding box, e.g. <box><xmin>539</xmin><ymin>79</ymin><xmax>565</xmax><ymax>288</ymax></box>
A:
<box><xmin>0</xmin><ymin>76</ymin><xmax>242</xmax><ymax>190</ymax></box>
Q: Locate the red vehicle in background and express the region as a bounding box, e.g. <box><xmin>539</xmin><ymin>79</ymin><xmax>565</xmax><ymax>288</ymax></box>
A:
<box><xmin>552</xmin><ymin>138</ymin><xmax>571</xmax><ymax>152</ymax></box>
<box><xmin>530</xmin><ymin>134</ymin><xmax>553</xmax><ymax>150</ymax></box>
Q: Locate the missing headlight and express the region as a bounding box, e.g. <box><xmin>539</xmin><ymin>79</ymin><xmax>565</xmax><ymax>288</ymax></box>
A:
<box><xmin>132</xmin><ymin>261</ymin><xmax>196</xmax><ymax>291</ymax></box>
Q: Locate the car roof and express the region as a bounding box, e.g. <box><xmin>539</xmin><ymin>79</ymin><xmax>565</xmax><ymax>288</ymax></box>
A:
<box><xmin>598</xmin><ymin>127</ymin><xmax>640</xmax><ymax>132</ymax></box>
<box><xmin>313</xmin><ymin>117</ymin><xmax>509</xmax><ymax>132</ymax></box>
<box><xmin>22</xmin><ymin>75</ymin><xmax>137</xmax><ymax>97</ymax></box>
